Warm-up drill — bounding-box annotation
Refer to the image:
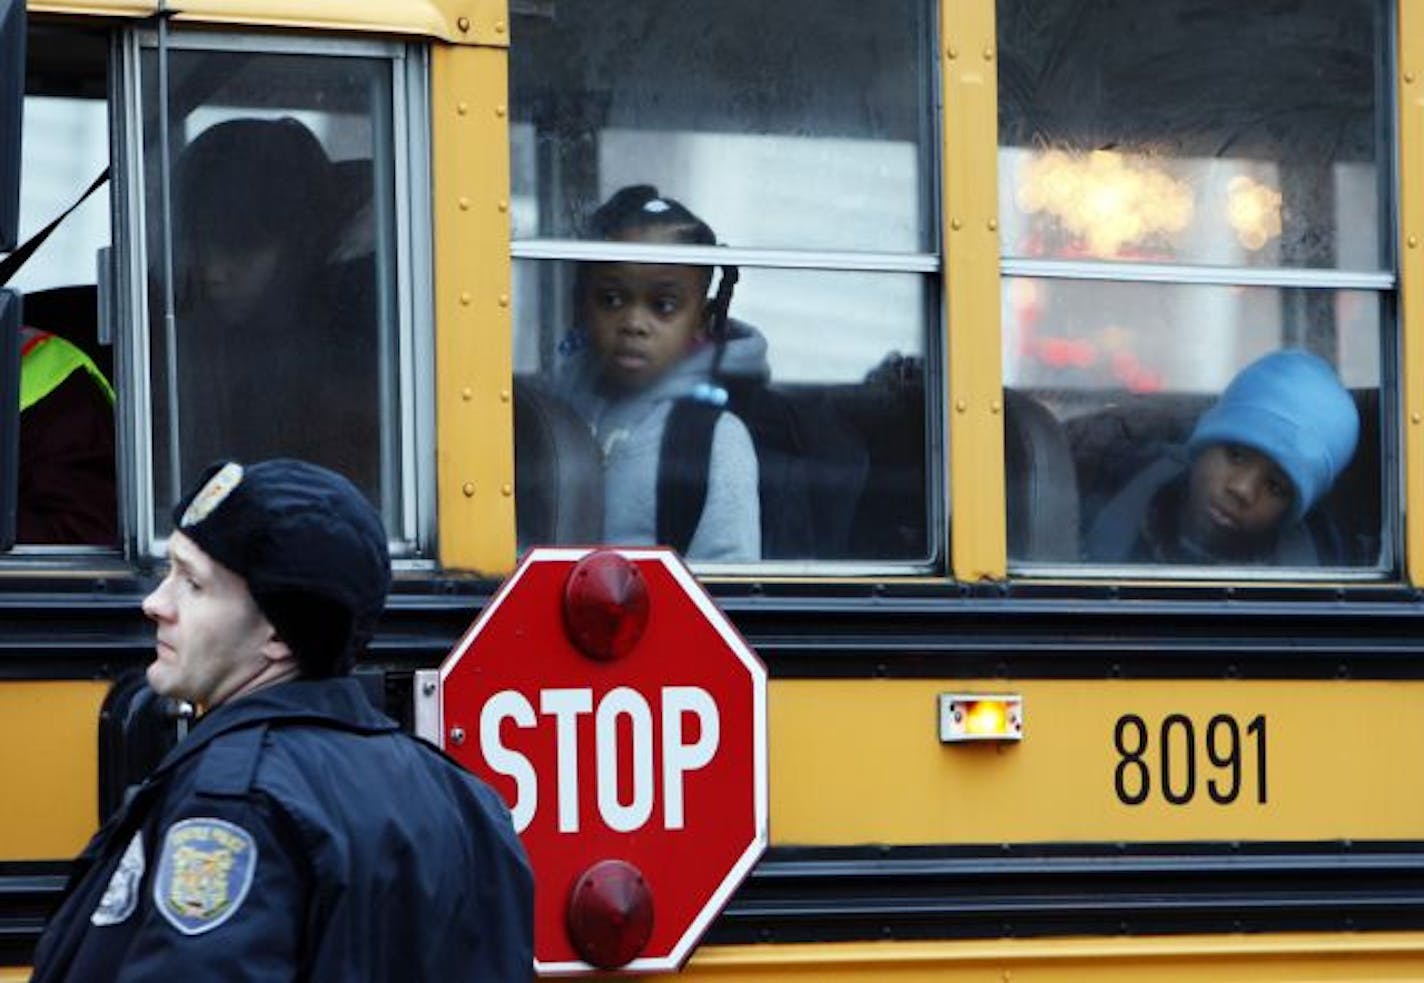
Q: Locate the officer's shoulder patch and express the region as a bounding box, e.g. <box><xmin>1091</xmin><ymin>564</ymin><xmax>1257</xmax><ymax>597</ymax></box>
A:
<box><xmin>153</xmin><ymin>817</ymin><xmax>258</xmax><ymax>936</ymax></box>
<box><xmin>90</xmin><ymin>830</ymin><xmax>145</xmax><ymax>927</ymax></box>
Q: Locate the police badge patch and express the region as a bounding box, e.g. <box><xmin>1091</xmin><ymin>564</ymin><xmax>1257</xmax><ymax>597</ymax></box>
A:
<box><xmin>91</xmin><ymin>831</ymin><xmax>145</xmax><ymax>926</ymax></box>
<box><xmin>153</xmin><ymin>818</ymin><xmax>258</xmax><ymax>935</ymax></box>
<box><xmin>179</xmin><ymin>461</ymin><xmax>243</xmax><ymax>529</ymax></box>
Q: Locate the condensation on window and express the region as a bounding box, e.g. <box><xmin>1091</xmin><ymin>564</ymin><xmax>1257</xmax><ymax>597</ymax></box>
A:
<box><xmin>997</xmin><ymin>0</ymin><xmax>1389</xmax><ymax>574</ymax></box>
<box><xmin>509</xmin><ymin>0</ymin><xmax>937</xmax><ymax>566</ymax></box>
<box><xmin>1003</xmin><ymin>278</ymin><xmax>1385</xmax><ymax>570</ymax></box>
<box><xmin>509</xmin><ymin>0</ymin><xmax>933</xmax><ymax>254</ymax></box>
<box><xmin>141</xmin><ymin>48</ymin><xmax>402</xmax><ymax>540</ymax></box>
<box><xmin>996</xmin><ymin>0</ymin><xmax>1382</xmax><ymax>272</ymax></box>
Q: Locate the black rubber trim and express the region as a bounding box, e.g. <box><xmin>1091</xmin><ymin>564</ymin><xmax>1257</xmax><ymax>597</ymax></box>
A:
<box><xmin>0</xmin><ymin>861</ymin><xmax>68</xmax><ymax>967</ymax></box>
<box><xmin>10</xmin><ymin>843</ymin><xmax>1424</xmax><ymax>965</ymax></box>
<box><xmin>3</xmin><ymin>583</ymin><xmax>1424</xmax><ymax>681</ymax></box>
<box><xmin>709</xmin><ymin>841</ymin><xmax>1424</xmax><ymax>944</ymax></box>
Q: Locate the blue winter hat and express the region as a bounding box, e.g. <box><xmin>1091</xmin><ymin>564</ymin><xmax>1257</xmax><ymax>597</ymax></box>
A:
<box><xmin>1187</xmin><ymin>349</ymin><xmax>1359</xmax><ymax>523</ymax></box>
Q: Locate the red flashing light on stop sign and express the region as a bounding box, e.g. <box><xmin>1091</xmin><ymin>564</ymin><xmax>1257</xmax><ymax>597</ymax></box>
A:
<box><xmin>563</xmin><ymin>550</ymin><xmax>650</xmax><ymax>660</ymax></box>
<box><xmin>566</xmin><ymin>859</ymin><xmax>655</xmax><ymax>970</ymax></box>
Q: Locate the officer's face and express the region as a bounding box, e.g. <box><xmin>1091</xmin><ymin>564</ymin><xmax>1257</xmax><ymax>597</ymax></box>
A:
<box><xmin>141</xmin><ymin>531</ymin><xmax>284</xmax><ymax>708</ymax></box>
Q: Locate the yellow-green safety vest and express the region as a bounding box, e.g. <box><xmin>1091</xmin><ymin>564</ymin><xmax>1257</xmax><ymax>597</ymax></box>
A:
<box><xmin>19</xmin><ymin>326</ymin><xmax>115</xmax><ymax>412</ymax></box>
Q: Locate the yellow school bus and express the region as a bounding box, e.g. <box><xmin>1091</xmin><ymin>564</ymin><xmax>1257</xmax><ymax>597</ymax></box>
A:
<box><xmin>4</xmin><ymin>0</ymin><xmax>1424</xmax><ymax>978</ymax></box>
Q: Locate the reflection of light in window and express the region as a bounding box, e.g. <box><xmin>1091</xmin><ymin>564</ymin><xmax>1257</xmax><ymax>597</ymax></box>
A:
<box><xmin>1016</xmin><ymin>149</ymin><xmax>1193</xmax><ymax>258</ymax></box>
<box><xmin>1226</xmin><ymin>175</ymin><xmax>1282</xmax><ymax>251</ymax></box>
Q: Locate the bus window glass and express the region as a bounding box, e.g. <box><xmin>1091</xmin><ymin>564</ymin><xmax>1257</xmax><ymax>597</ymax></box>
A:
<box><xmin>510</xmin><ymin>0</ymin><xmax>938</xmax><ymax>567</ymax></box>
<box><xmin>509</xmin><ymin>0</ymin><xmax>931</xmax><ymax>253</ymax></box>
<box><xmin>141</xmin><ymin>48</ymin><xmax>403</xmax><ymax>542</ymax></box>
<box><xmin>11</xmin><ymin>26</ymin><xmax>116</xmax><ymax>547</ymax></box>
<box><xmin>513</xmin><ymin>260</ymin><xmax>929</xmax><ymax>561</ymax></box>
<box><xmin>1003</xmin><ymin>279</ymin><xmax>1384</xmax><ymax>569</ymax></box>
<box><xmin>14</xmin><ymin>40</ymin><xmax>109</xmax><ymax>294</ymax></box>
<box><xmin>997</xmin><ymin>0</ymin><xmax>1383</xmax><ymax>271</ymax></box>
<box><xmin>997</xmin><ymin>0</ymin><xmax>1391</xmax><ymax>574</ymax></box>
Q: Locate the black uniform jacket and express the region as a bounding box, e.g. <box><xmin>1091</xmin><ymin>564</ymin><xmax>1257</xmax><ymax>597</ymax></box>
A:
<box><xmin>32</xmin><ymin>677</ymin><xmax>534</xmax><ymax>982</ymax></box>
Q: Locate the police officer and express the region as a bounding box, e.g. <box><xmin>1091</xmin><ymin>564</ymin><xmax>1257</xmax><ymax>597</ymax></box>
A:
<box><xmin>31</xmin><ymin>458</ymin><xmax>534</xmax><ymax>981</ymax></box>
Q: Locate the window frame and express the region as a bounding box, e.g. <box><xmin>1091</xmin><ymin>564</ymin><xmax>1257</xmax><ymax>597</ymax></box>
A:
<box><xmin>996</xmin><ymin>0</ymin><xmax>1401</xmax><ymax>584</ymax></box>
<box><xmin>118</xmin><ymin>27</ymin><xmax>438</xmax><ymax>566</ymax></box>
<box><xmin>507</xmin><ymin>0</ymin><xmax>947</xmax><ymax>577</ymax></box>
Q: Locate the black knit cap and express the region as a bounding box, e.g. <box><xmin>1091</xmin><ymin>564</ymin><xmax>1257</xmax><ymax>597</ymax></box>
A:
<box><xmin>171</xmin><ymin>459</ymin><xmax>391</xmax><ymax>677</ymax></box>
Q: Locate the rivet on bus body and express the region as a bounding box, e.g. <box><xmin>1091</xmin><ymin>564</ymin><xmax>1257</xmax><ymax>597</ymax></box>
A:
<box><xmin>494</xmin><ymin>20</ymin><xmax>507</xmax><ymax>34</ymax></box>
<box><xmin>450</xmin><ymin>726</ymin><xmax>466</xmax><ymax>745</ymax></box>
<box><xmin>955</xmin><ymin>399</ymin><xmax>967</xmax><ymax>413</ymax></box>
<box><xmin>990</xmin><ymin>400</ymin><xmax>1002</xmax><ymax>414</ymax></box>
<box><xmin>462</xmin><ymin>387</ymin><xmax>473</xmax><ymax>401</ymax></box>
<box><xmin>457</xmin><ymin>101</ymin><xmax>469</xmax><ymax>116</ymax></box>
<box><xmin>1412</xmin><ymin>412</ymin><xmax>1421</xmax><ymax>424</ymax></box>
<box><xmin>1409</xmin><ymin>235</ymin><xmax>1419</xmax><ymax>248</ymax></box>
<box><xmin>983</xmin><ymin>47</ymin><xmax>994</xmax><ymax>61</ymax></box>
<box><xmin>498</xmin><ymin>199</ymin><xmax>509</xmax><ymax>213</ymax></box>
<box><xmin>460</xmin><ymin>291</ymin><xmax>472</xmax><ymax>305</ymax></box>
<box><xmin>500</xmin><ymin>390</ymin><xmax>511</xmax><ymax>403</ymax></box>
<box><xmin>458</xmin><ymin>196</ymin><xmax>471</xmax><ymax>210</ymax></box>
<box><xmin>950</xmin><ymin>218</ymin><xmax>962</xmax><ymax>231</ymax></box>
<box><xmin>499</xmin><ymin>294</ymin><xmax>510</xmax><ymax>307</ymax></box>
<box><xmin>462</xmin><ymin>482</ymin><xmax>475</xmax><ymax>497</ymax></box>
<box><xmin>495</xmin><ymin>104</ymin><xmax>507</xmax><ymax>118</ymax></box>
<box><xmin>1406</xmin><ymin>72</ymin><xmax>1416</xmax><ymax>84</ymax></box>
<box><xmin>946</xmin><ymin>46</ymin><xmax>958</xmax><ymax>59</ymax></box>
<box><xmin>987</xmin><ymin>218</ymin><xmax>998</xmax><ymax>231</ymax></box>
<box><xmin>457</xmin><ymin>16</ymin><xmax>470</xmax><ymax>32</ymax></box>
<box><xmin>502</xmin><ymin>484</ymin><xmax>513</xmax><ymax>497</ymax></box>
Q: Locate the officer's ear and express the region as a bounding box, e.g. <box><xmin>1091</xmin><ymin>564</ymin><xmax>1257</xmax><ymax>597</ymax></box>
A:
<box><xmin>259</xmin><ymin>628</ymin><xmax>296</xmax><ymax>665</ymax></box>
<box><xmin>257</xmin><ymin>592</ymin><xmax>351</xmax><ymax>678</ymax></box>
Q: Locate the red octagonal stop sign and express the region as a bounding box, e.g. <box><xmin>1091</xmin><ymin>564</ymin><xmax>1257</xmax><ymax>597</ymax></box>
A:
<box><xmin>436</xmin><ymin>547</ymin><xmax>768</xmax><ymax>974</ymax></box>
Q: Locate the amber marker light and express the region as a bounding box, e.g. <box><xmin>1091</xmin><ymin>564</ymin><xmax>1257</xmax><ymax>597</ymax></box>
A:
<box><xmin>938</xmin><ymin>693</ymin><xmax>1024</xmax><ymax>742</ymax></box>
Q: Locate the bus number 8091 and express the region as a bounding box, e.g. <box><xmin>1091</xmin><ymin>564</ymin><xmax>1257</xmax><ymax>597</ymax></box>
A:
<box><xmin>1113</xmin><ymin>713</ymin><xmax>1268</xmax><ymax>807</ymax></box>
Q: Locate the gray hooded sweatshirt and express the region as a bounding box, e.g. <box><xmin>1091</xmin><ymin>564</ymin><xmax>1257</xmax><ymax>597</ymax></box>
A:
<box><xmin>554</xmin><ymin>321</ymin><xmax>767</xmax><ymax>561</ymax></box>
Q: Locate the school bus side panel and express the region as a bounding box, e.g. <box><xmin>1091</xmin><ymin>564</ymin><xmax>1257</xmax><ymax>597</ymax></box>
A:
<box><xmin>0</xmin><ymin>681</ymin><xmax>106</xmax><ymax>860</ymax></box>
<box><xmin>768</xmin><ymin>678</ymin><xmax>1424</xmax><ymax>845</ymax></box>
<box><xmin>431</xmin><ymin>39</ymin><xmax>517</xmax><ymax>574</ymax></box>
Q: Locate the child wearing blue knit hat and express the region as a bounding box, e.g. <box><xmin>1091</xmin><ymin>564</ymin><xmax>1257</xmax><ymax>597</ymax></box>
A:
<box><xmin>1084</xmin><ymin>349</ymin><xmax>1359</xmax><ymax>565</ymax></box>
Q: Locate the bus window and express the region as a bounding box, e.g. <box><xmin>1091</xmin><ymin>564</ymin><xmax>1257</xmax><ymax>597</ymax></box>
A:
<box><xmin>10</xmin><ymin>25</ymin><xmax>116</xmax><ymax>547</ymax></box>
<box><xmin>509</xmin><ymin>0</ymin><xmax>936</xmax><ymax>567</ymax></box>
<box><xmin>140</xmin><ymin>41</ymin><xmax>419</xmax><ymax>552</ymax></box>
<box><xmin>997</xmin><ymin>0</ymin><xmax>1389</xmax><ymax>574</ymax></box>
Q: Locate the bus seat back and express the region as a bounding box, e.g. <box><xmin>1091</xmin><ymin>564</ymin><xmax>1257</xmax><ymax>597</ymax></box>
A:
<box><xmin>513</xmin><ymin>378</ymin><xmax>604</xmax><ymax>549</ymax></box>
<box><xmin>1004</xmin><ymin>388</ymin><xmax>1080</xmax><ymax>562</ymax></box>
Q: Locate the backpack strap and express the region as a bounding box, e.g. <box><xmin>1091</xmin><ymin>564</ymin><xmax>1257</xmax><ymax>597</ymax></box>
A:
<box><xmin>657</xmin><ymin>398</ymin><xmax>723</xmax><ymax>554</ymax></box>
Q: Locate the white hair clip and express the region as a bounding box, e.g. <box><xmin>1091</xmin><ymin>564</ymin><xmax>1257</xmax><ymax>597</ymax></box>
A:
<box><xmin>643</xmin><ymin>199</ymin><xmax>671</xmax><ymax>213</ymax></box>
